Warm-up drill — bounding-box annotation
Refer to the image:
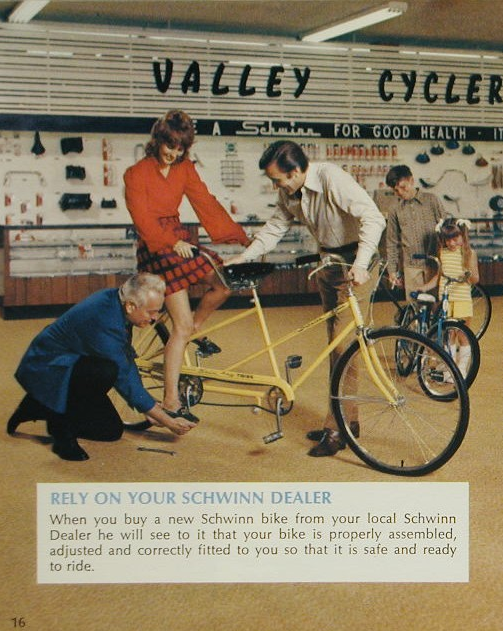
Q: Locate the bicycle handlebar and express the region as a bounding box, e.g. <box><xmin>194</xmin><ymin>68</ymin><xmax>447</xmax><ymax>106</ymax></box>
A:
<box><xmin>306</xmin><ymin>253</ymin><xmax>351</xmax><ymax>282</ymax></box>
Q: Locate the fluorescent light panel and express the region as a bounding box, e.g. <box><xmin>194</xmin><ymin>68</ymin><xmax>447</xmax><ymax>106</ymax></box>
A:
<box><xmin>302</xmin><ymin>2</ymin><xmax>407</xmax><ymax>43</ymax></box>
<box><xmin>8</xmin><ymin>0</ymin><xmax>50</xmax><ymax>24</ymax></box>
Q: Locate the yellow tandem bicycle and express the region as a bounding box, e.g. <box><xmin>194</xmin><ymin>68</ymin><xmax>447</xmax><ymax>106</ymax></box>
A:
<box><xmin>113</xmin><ymin>254</ymin><xmax>469</xmax><ymax>476</ymax></box>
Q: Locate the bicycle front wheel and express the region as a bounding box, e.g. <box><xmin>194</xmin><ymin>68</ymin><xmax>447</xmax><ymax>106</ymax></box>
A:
<box><xmin>426</xmin><ymin>319</ymin><xmax>480</xmax><ymax>389</ymax></box>
<box><xmin>331</xmin><ymin>327</ymin><xmax>469</xmax><ymax>477</ymax></box>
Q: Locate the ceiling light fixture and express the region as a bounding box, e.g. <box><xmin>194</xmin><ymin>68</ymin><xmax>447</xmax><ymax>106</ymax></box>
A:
<box><xmin>302</xmin><ymin>1</ymin><xmax>407</xmax><ymax>43</ymax></box>
<box><xmin>8</xmin><ymin>0</ymin><xmax>50</xmax><ymax>24</ymax></box>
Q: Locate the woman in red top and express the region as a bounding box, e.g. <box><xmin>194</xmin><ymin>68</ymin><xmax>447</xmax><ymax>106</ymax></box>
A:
<box><xmin>124</xmin><ymin>110</ymin><xmax>249</xmax><ymax>422</ymax></box>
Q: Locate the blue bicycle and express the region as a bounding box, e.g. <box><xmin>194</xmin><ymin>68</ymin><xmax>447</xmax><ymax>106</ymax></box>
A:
<box><xmin>395</xmin><ymin>256</ymin><xmax>481</xmax><ymax>389</ymax></box>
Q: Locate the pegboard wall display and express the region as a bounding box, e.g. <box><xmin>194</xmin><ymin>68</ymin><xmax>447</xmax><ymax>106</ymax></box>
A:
<box><xmin>2</xmin><ymin>129</ymin><xmax>503</xmax><ymax>233</ymax></box>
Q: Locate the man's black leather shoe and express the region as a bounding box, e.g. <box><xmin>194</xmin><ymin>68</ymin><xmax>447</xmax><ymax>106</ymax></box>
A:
<box><xmin>52</xmin><ymin>438</ymin><xmax>89</xmax><ymax>461</ymax></box>
<box><xmin>306</xmin><ymin>421</ymin><xmax>360</xmax><ymax>442</ymax></box>
<box><xmin>308</xmin><ymin>428</ymin><xmax>346</xmax><ymax>457</ymax></box>
<box><xmin>7</xmin><ymin>395</ymin><xmax>47</xmax><ymax>435</ymax></box>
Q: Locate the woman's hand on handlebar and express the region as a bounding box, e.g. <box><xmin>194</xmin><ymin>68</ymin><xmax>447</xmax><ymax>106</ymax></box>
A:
<box><xmin>173</xmin><ymin>240</ymin><xmax>198</xmax><ymax>258</ymax></box>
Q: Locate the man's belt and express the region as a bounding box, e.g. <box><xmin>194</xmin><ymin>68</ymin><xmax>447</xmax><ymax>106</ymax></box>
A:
<box><xmin>320</xmin><ymin>241</ymin><xmax>358</xmax><ymax>255</ymax></box>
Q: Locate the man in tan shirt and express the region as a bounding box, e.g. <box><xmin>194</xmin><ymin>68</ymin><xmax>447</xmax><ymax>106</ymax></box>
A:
<box><xmin>226</xmin><ymin>140</ymin><xmax>385</xmax><ymax>457</ymax></box>
<box><xmin>385</xmin><ymin>164</ymin><xmax>448</xmax><ymax>297</ymax></box>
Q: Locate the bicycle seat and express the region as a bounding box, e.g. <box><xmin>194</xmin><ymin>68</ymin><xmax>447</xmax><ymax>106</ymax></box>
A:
<box><xmin>410</xmin><ymin>291</ymin><xmax>436</xmax><ymax>303</ymax></box>
<box><xmin>222</xmin><ymin>262</ymin><xmax>275</xmax><ymax>289</ymax></box>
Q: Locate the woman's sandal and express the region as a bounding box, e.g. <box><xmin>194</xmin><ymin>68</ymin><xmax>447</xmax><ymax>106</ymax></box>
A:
<box><xmin>192</xmin><ymin>337</ymin><xmax>221</xmax><ymax>356</ymax></box>
<box><xmin>124</xmin><ymin>406</ymin><xmax>199</xmax><ymax>430</ymax></box>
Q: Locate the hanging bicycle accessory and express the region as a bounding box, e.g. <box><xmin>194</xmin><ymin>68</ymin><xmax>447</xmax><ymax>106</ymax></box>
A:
<box><xmin>59</xmin><ymin>193</ymin><xmax>92</xmax><ymax>210</ymax></box>
<box><xmin>60</xmin><ymin>137</ymin><xmax>83</xmax><ymax>154</ymax></box>
<box><xmin>65</xmin><ymin>165</ymin><xmax>86</xmax><ymax>180</ymax></box>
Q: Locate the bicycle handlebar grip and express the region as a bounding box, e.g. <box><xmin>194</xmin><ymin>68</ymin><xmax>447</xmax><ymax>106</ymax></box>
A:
<box><xmin>410</xmin><ymin>291</ymin><xmax>419</xmax><ymax>299</ymax></box>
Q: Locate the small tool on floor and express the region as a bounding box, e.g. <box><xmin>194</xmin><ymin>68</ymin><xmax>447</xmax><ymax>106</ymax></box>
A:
<box><xmin>137</xmin><ymin>446</ymin><xmax>177</xmax><ymax>455</ymax></box>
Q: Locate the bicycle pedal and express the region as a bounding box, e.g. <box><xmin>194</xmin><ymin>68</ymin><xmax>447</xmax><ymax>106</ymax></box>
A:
<box><xmin>263</xmin><ymin>431</ymin><xmax>284</xmax><ymax>444</ymax></box>
<box><xmin>195</xmin><ymin>349</ymin><xmax>212</xmax><ymax>358</ymax></box>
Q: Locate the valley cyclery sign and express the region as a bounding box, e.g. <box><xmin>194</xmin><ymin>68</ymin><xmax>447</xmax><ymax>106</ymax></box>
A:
<box><xmin>195</xmin><ymin>119</ymin><xmax>503</xmax><ymax>142</ymax></box>
<box><xmin>152</xmin><ymin>59</ymin><xmax>503</xmax><ymax>107</ymax></box>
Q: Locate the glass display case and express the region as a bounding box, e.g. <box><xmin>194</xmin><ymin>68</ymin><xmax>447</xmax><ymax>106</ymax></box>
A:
<box><xmin>6</xmin><ymin>225</ymin><xmax>137</xmax><ymax>277</ymax></box>
<box><xmin>469</xmin><ymin>219</ymin><xmax>503</xmax><ymax>262</ymax></box>
<box><xmin>2</xmin><ymin>224</ymin><xmax>138</xmax><ymax>313</ymax></box>
<box><xmin>1</xmin><ymin>222</ymin><xmax>320</xmax><ymax>314</ymax></box>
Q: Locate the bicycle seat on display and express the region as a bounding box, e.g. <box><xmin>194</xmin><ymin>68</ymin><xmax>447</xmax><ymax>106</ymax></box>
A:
<box><xmin>222</xmin><ymin>262</ymin><xmax>275</xmax><ymax>289</ymax></box>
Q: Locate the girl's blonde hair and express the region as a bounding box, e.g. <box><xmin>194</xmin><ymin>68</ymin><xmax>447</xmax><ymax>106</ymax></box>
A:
<box><xmin>435</xmin><ymin>218</ymin><xmax>473</xmax><ymax>269</ymax></box>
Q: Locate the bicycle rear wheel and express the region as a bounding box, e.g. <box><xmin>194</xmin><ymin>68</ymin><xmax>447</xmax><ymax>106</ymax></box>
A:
<box><xmin>331</xmin><ymin>327</ymin><xmax>469</xmax><ymax>476</ymax></box>
<box><xmin>470</xmin><ymin>283</ymin><xmax>492</xmax><ymax>340</ymax></box>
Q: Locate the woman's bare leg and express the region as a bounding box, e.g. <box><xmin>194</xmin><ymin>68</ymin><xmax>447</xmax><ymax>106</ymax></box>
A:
<box><xmin>192</xmin><ymin>270</ymin><xmax>231</xmax><ymax>334</ymax></box>
<box><xmin>163</xmin><ymin>273</ymin><xmax>230</xmax><ymax>410</ymax></box>
<box><xmin>163</xmin><ymin>289</ymin><xmax>194</xmax><ymax>411</ymax></box>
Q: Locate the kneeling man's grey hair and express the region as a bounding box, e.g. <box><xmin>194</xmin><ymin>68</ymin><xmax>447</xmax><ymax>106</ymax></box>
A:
<box><xmin>119</xmin><ymin>273</ymin><xmax>166</xmax><ymax>306</ymax></box>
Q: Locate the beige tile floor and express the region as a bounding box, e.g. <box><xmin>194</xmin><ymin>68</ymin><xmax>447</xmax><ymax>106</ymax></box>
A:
<box><xmin>0</xmin><ymin>297</ymin><xmax>501</xmax><ymax>630</ymax></box>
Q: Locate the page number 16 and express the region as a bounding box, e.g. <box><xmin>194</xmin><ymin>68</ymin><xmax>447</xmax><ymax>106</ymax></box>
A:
<box><xmin>11</xmin><ymin>618</ymin><xmax>26</xmax><ymax>628</ymax></box>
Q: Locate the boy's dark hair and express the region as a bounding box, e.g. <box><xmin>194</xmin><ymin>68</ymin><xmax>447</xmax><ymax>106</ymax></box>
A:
<box><xmin>385</xmin><ymin>164</ymin><xmax>413</xmax><ymax>188</ymax></box>
<box><xmin>259</xmin><ymin>141</ymin><xmax>309</xmax><ymax>173</ymax></box>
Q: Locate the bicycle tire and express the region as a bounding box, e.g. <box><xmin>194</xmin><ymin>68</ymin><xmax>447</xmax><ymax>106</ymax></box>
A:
<box><xmin>431</xmin><ymin>283</ymin><xmax>492</xmax><ymax>341</ymax></box>
<box><xmin>398</xmin><ymin>302</ymin><xmax>418</xmax><ymax>328</ymax></box>
<box><xmin>330</xmin><ymin>327</ymin><xmax>469</xmax><ymax>477</ymax></box>
<box><xmin>470</xmin><ymin>283</ymin><xmax>492</xmax><ymax>340</ymax></box>
<box><xmin>394</xmin><ymin>308</ymin><xmax>421</xmax><ymax>376</ymax></box>
<box><xmin>426</xmin><ymin>319</ymin><xmax>480</xmax><ymax>390</ymax></box>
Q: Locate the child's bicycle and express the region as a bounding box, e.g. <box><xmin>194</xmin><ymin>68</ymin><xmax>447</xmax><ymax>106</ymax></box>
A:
<box><xmin>393</xmin><ymin>255</ymin><xmax>480</xmax><ymax>388</ymax></box>
<box><xmin>372</xmin><ymin>259</ymin><xmax>492</xmax><ymax>342</ymax></box>
<box><xmin>112</xmin><ymin>254</ymin><xmax>469</xmax><ymax>477</ymax></box>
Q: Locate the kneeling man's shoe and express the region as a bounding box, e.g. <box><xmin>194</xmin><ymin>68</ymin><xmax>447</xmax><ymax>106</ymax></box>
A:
<box><xmin>52</xmin><ymin>438</ymin><xmax>89</xmax><ymax>461</ymax></box>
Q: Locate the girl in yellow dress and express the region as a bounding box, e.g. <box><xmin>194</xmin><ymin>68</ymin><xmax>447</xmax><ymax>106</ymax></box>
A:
<box><xmin>419</xmin><ymin>217</ymin><xmax>479</xmax><ymax>377</ymax></box>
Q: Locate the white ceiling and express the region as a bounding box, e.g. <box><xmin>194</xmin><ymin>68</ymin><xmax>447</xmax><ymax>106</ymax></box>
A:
<box><xmin>0</xmin><ymin>1</ymin><xmax>501</xmax><ymax>52</ymax></box>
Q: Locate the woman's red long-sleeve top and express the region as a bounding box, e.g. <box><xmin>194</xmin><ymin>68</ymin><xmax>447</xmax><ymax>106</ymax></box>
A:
<box><xmin>124</xmin><ymin>156</ymin><xmax>249</xmax><ymax>252</ymax></box>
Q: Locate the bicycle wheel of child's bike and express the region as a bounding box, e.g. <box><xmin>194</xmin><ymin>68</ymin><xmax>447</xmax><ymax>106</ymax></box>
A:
<box><xmin>394</xmin><ymin>308</ymin><xmax>421</xmax><ymax>376</ymax></box>
<box><xmin>470</xmin><ymin>283</ymin><xmax>492</xmax><ymax>340</ymax></box>
<box><xmin>426</xmin><ymin>320</ymin><xmax>480</xmax><ymax>390</ymax></box>
<box><xmin>330</xmin><ymin>328</ymin><xmax>469</xmax><ymax>477</ymax></box>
